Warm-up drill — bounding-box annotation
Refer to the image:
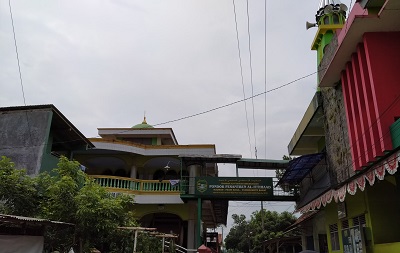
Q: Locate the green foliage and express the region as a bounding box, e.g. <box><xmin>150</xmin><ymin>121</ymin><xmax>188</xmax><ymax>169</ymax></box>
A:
<box><xmin>224</xmin><ymin>214</ymin><xmax>249</xmax><ymax>252</ymax></box>
<box><xmin>0</xmin><ymin>156</ymin><xmax>39</xmax><ymax>216</ymax></box>
<box><xmin>0</xmin><ymin>156</ymin><xmax>138</xmax><ymax>253</ymax></box>
<box><xmin>275</xmin><ymin>155</ymin><xmax>293</xmax><ymax>179</ymax></box>
<box><xmin>225</xmin><ymin>210</ymin><xmax>298</xmax><ymax>252</ymax></box>
<box><xmin>249</xmin><ymin>210</ymin><xmax>298</xmax><ymax>252</ymax></box>
<box><xmin>136</xmin><ymin>233</ymin><xmax>163</xmax><ymax>253</ymax></box>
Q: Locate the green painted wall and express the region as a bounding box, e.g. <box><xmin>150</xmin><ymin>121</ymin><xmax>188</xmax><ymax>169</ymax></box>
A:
<box><xmin>345</xmin><ymin>191</ymin><xmax>367</xmax><ymax>219</ymax></box>
<box><xmin>367</xmin><ymin>176</ymin><xmax>400</xmax><ymax>244</ymax></box>
<box><xmin>374</xmin><ymin>242</ymin><xmax>400</xmax><ymax>252</ymax></box>
<box><xmin>323</xmin><ymin>178</ymin><xmax>400</xmax><ymax>253</ymax></box>
<box><xmin>324</xmin><ymin>190</ymin><xmax>369</xmax><ymax>253</ymax></box>
<box><xmin>40</xmin><ymin>112</ymin><xmax>58</xmax><ymax>173</ymax></box>
<box><xmin>317</xmin><ymin>32</ymin><xmax>334</xmax><ymax>66</ymax></box>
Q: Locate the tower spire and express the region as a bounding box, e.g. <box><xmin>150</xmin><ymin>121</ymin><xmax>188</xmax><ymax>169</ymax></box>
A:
<box><xmin>310</xmin><ymin>0</ymin><xmax>348</xmax><ymax>69</ymax></box>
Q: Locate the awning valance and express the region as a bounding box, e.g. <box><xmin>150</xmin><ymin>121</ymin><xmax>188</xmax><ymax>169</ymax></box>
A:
<box><xmin>296</xmin><ymin>150</ymin><xmax>400</xmax><ymax>213</ymax></box>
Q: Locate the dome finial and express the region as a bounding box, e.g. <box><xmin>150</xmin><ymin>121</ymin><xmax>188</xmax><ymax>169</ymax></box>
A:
<box><xmin>132</xmin><ymin>111</ymin><xmax>153</xmax><ymax>128</ymax></box>
<box><xmin>142</xmin><ymin>111</ymin><xmax>147</xmax><ymax>124</ymax></box>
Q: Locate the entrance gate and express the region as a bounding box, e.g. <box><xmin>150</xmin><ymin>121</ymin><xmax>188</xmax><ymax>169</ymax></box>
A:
<box><xmin>178</xmin><ymin>155</ymin><xmax>299</xmax><ymax>248</ymax></box>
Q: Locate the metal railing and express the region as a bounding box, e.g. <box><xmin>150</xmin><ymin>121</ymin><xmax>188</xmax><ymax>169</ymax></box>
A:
<box><xmin>90</xmin><ymin>175</ymin><xmax>181</xmax><ymax>194</ymax></box>
<box><xmin>164</xmin><ymin>241</ymin><xmax>198</xmax><ymax>253</ymax></box>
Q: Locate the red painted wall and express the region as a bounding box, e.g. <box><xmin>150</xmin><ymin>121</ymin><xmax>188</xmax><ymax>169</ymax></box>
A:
<box><xmin>364</xmin><ymin>32</ymin><xmax>400</xmax><ymax>152</ymax></box>
<box><xmin>341</xmin><ymin>32</ymin><xmax>400</xmax><ymax>171</ymax></box>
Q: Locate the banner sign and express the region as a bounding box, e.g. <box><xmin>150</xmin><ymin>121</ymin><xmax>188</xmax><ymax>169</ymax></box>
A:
<box><xmin>194</xmin><ymin>177</ymin><xmax>273</xmax><ymax>199</ymax></box>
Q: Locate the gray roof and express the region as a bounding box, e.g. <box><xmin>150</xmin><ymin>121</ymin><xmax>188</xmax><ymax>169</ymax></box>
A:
<box><xmin>0</xmin><ymin>214</ymin><xmax>74</xmax><ymax>226</ymax></box>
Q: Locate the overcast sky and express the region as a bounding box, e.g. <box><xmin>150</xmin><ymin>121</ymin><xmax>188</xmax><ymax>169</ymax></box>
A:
<box><xmin>1</xmin><ymin>0</ymin><xmax>352</xmax><ymax>236</ymax></box>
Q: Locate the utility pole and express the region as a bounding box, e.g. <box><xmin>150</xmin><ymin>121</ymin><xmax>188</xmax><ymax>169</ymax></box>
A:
<box><xmin>261</xmin><ymin>201</ymin><xmax>265</xmax><ymax>229</ymax></box>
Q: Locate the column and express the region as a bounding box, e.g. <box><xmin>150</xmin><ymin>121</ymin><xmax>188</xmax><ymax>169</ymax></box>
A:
<box><xmin>130</xmin><ymin>165</ymin><xmax>137</xmax><ymax>179</ymax></box>
<box><xmin>187</xmin><ymin>202</ymin><xmax>197</xmax><ymax>250</ymax></box>
<box><xmin>188</xmin><ymin>164</ymin><xmax>201</xmax><ymax>194</ymax></box>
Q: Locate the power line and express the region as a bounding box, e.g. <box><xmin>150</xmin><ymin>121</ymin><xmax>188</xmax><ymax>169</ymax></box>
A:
<box><xmin>8</xmin><ymin>0</ymin><xmax>26</xmax><ymax>106</ymax></box>
<box><xmin>8</xmin><ymin>0</ymin><xmax>34</xmax><ymax>152</ymax></box>
<box><xmin>264</xmin><ymin>0</ymin><xmax>268</xmax><ymax>161</ymax></box>
<box><xmin>0</xmin><ymin>69</ymin><xmax>323</xmax><ymax>152</ymax></box>
<box><xmin>232</xmin><ymin>0</ymin><xmax>253</xmax><ymax>158</ymax></box>
<box><xmin>153</xmin><ymin>70</ymin><xmax>319</xmax><ymax>126</ymax></box>
<box><xmin>245</xmin><ymin>0</ymin><xmax>258</xmax><ymax>159</ymax></box>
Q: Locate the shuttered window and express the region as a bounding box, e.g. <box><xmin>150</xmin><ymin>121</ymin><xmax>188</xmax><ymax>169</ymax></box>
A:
<box><xmin>329</xmin><ymin>223</ymin><xmax>340</xmax><ymax>251</ymax></box>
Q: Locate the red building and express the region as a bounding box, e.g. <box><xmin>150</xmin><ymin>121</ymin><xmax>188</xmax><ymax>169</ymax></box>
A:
<box><xmin>279</xmin><ymin>0</ymin><xmax>400</xmax><ymax>252</ymax></box>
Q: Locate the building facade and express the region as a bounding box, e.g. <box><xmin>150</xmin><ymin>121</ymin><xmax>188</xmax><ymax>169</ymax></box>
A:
<box><xmin>0</xmin><ymin>105</ymin><xmax>93</xmax><ymax>175</ymax></box>
<box><xmin>72</xmin><ymin>118</ymin><xmax>229</xmax><ymax>250</ymax></box>
<box><xmin>280</xmin><ymin>0</ymin><xmax>400</xmax><ymax>252</ymax></box>
<box><xmin>0</xmin><ymin>105</ymin><xmax>228</xmax><ymax>251</ymax></box>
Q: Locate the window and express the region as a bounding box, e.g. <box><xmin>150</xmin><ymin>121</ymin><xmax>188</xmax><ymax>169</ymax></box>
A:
<box><xmin>333</xmin><ymin>14</ymin><xmax>340</xmax><ymax>24</ymax></box>
<box><xmin>342</xmin><ymin>219</ymin><xmax>349</xmax><ymax>229</ymax></box>
<box><xmin>324</xmin><ymin>16</ymin><xmax>330</xmax><ymax>25</ymax></box>
<box><xmin>353</xmin><ymin>214</ymin><xmax>366</xmax><ymax>227</ymax></box>
<box><xmin>329</xmin><ymin>224</ymin><xmax>340</xmax><ymax>251</ymax></box>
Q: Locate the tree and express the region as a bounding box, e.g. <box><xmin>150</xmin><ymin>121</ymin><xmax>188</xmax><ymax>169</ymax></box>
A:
<box><xmin>225</xmin><ymin>214</ymin><xmax>249</xmax><ymax>252</ymax></box>
<box><xmin>0</xmin><ymin>156</ymin><xmax>137</xmax><ymax>253</ymax></box>
<box><xmin>224</xmin><ymin>210</ymin><xmax>297</xmax><ymax>253</ymax></box>
<box><xmin>249</xmin><ymin>210</ymin><xmax>298</xmax><ymax>252</ymax></box>
<box><xmin>0</xmin><ymin>156</ymin><xmax>39</xmax><ymax>216</ymax></box>
<box><xmin>41</xmin><ymin>156</ymin><xmax>137</xmax><ymax>253</ymax></box>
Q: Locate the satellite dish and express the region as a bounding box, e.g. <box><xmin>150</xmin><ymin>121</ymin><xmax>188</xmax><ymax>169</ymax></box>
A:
<box><xmin>306</xmin><ymin>21</ymin><xmax>317</xmax><ymax>30</ymax></box>
<box><xmin>339</xmin><ymin>3</ymin><xmax>348</xmax><ymax>12</ymax></box>
<box><xmin>324</xmin><ymin>4</ymin><xmax>334</xmax><ymax>14</ymax></box>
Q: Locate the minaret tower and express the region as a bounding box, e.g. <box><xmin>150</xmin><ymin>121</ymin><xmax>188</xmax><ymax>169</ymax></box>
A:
<box><xmin>308</xmin><ymin>0</ymin><xmax>347</xmax><ymax>67</ymax></box>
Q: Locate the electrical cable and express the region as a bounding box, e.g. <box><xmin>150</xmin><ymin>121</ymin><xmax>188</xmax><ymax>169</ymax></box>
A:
<box><xmin>153</xmin><ymin>70</ymin><xmax>319</xmax><ymax>126</ymax></box>
<box><xmin>8</xmin><ymin>0</ymin><xmax>35</xmax><ymax>151</ymax></box>
<box><xmin>264</xmin><ymin>0</ymin><xmax>268</xmax><ymax>161</ymax></box>
<box><xmin>232</xmin><ymin>0</ymin><xmax>253</xmax><ymax>158</ymax></box>
<box><xmin>8</xmin><ymin>0</ymin><xmax>26</xmax><ymax>106</ymax></box>
<box><xmin>0</xmin><ymin>69</ymin><xmax>323</xmax><ymax>151</ymax></box>
<box><xmin>245</xmin><ymin>0</ymin><xmax>258</xmax><ymax>159</ymax></box>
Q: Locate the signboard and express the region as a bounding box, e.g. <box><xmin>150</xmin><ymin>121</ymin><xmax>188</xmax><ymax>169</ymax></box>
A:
<box><xmin>194</xmin><ymin>177</ymin><xmax>273</xmax><ymax>199</ymax></box>
<box><xmin>342</xmin><ymin>226</ymin><xmax>365</xmax><ymax>253</ymax></box>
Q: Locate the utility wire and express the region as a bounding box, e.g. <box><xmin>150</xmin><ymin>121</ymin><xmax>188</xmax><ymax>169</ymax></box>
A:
<box><xmin>8</xmin><ymin>0</ymin><xmax>34</xmax><ymax>150</ymax></box>
<box><xmin>8</xmin><ymin>0</ymin><xmax>26</xmax><ymax>105</ymax></box>
<box><xmin>0</xmin><ymin>69</ymin><xmax>323</xmax><ymax>152</ymax></box>
<box><xmin>264</xmin><ymin>0</ymin><xmax>268</xmax><ymax>160</ymax></box>
<box><xmin>245</xmin><ymin>0</ymin><xmax>258</xmax><ymax>159</ymax></box>
<box><xmin>232</xmin><ymin>0</ymin><xmax>253</xmax><ymax>158</ymax></box>
<box><xmin>153</xmin><ymin>70</ymin><xmax>319</xmax><ymax>126</ymax></box>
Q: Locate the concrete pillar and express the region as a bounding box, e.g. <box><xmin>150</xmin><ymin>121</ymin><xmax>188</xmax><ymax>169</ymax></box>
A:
<box><xmin>187</xmin><ymin>202</ymin><xmax>197</xmax><ymax>250</ymax></box>
<box><xmin>130</xmin><ymin>165</ymin><xmax>137</xmax><ymax>179</ymax></box>
<box><xmin>188</xmin><ymin>164</ymin><xmax>201</xmax><ymax>194</ymax></box>
<box><xmin>187</xmin><ymin>219</ymin><xmax>196</xmax><ymax>250</ymax></box>
<box><xmin>180</xmin><ymin>225</ymin><xmax>184</xmax><ymax>246</ymax></box>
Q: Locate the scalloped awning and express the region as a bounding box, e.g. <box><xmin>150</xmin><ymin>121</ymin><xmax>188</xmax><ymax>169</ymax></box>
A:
<box><xmin>296</xmin><ymin>150</ymin><xmax>400</xmax><ymax>213</ymax></box>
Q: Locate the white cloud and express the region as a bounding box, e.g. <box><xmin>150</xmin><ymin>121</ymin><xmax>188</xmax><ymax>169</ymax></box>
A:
<box><xmin>0</xmin><ymin>0</ymin><xmax>352</xmax><ymax>236</ymax></box>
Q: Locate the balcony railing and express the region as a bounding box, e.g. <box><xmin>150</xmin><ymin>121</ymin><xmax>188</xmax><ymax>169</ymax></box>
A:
<box><xmin>90</xmin><ymin>175</ymin><xmax>181</xmax><ymax>194</ymax></box>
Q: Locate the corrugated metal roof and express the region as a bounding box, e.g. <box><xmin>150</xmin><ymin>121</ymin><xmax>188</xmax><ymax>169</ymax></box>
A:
<box><xmin>0</xmin><ymin>214</ymin><xmax>74</xmax><ymax>226</ymax></box>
